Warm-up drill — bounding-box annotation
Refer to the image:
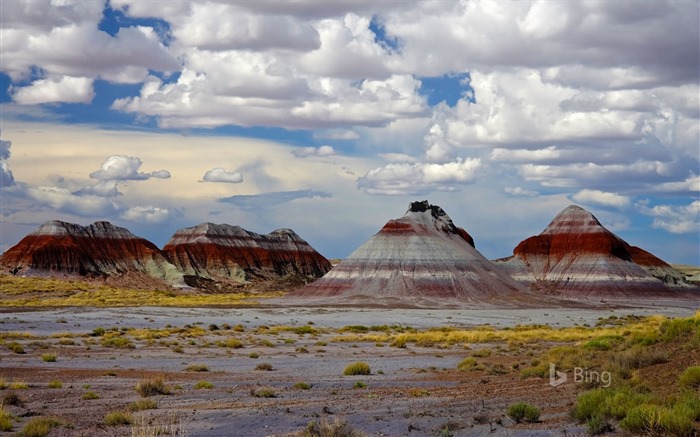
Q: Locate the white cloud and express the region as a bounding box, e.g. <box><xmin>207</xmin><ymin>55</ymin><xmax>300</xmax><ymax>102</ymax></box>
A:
<box><xmin>89</xmin><ymin>155</ymin><xmax>170</xmax><ymax>181</ymax></box>
<box><xmin>120</xmin><ymin>206</ymin><xmax>178</xmax><ymax>224</ymax></box>
<box><xmin>292</xmin><ymin>145</ymin><xmax>336</xmax><ymax>158</ymax></box>
<box><xmin>571</xmin><ymin>189</ymin><xmax>631</xmax><ymax>209</ymax></box>
<box><xmin>220</xmin><ymin>189</ymin><xmax>331</xmax><ymax>209</ymax></box>
<box><xmin>1</xmin><ymin>161</ymin><xmax>15</xmax><ymax>187</ymax></box>
<box><xmin>504</xmin><ymin>186</ymin><xmax>538</xmax><ymax>197</ymax></box>
<box><xmin>652</xmin><ymin>174</ymin><xmax>700</xmax><ymax>193</ymax></box>
<box><xmin>358</xmin><ymin>158</ymin><xmax>481</xmax><ymax>195</ymax></box>
<box><xmin>637</xmin><ymin>200</ymin><xmax>700</xmax><ymax>234</ymax></box>
<box><xmin>11</xmin><ymin>76</ymin><xmax>94</xmax><ymax>104</ymax></box>
<box><xmin>378</xmin><ymin>153</ymin><xmax>417</xmax><ymax>163</ymax></box>
<box><xmin>314</xmin><ymin>129</ymin><xmax>360</xmax><ymax>140</ymax></box>
<box><xmin>27</xmin><ymin>186</ymin><xmax>119</xmax><ymax>217</ymax></box>
<box><xmin>202</xmin><ymin>168</ymin><xmax>243</xmax><ymax>184</ymax></box>
<box><xmin>0</xmin><ymin>137</ymin><xmax>11</xmax><ymax>160</ymax></box>
<box><xmin>74</xmin><ymin>180</ymin><xmax>121</xmax><ymax>197</ymax></box>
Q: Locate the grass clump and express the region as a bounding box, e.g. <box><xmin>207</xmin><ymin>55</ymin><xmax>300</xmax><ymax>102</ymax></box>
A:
<box><xmin>293</xmin><ymin>382</ymin><xmax>312</xmax><ymax>390</ymax></box>
<box><xmin>47</xmin><ymin>380</ymin><xmax>62</xmax><ymax>389</ymax></box>
<box><xmin>82</xmin><ymin>391</ymin><xmax>99</xmax><ymax>400</ymax></box>
<box><xmin>472</xmin><ymin>348</ymin><xmax>492</xmax><ymax>358</ymax></box>
<box><xmin>100</xmin><ymin>336</ymin><xmax>134</xmax><ymax>349</ymax></box>
<box><xmin>18</xmin><ymin>417</ymin><xmax>65</xmax><ymax>437</ymax></box>
<box><xmin>301</xmin><ymin>418</ymin><xmax>366</xmax><ymax>437</ymax></box>
<box><xmin>135</xmin><ymin>378</ymin><xmax>169</xmax><ymax>397</ymax></box>
<box><xmin>506</xmin><ymin>402</ymin><xmax>540</xmax><ymax>423</ymax></box>
<box><xmin>251</xmin><ymin>387</ymin><xmax>276</xmax><ymax>398</ymax></box>
<box><xmin>105</xmin><ymin>411</ymin><xmax>132</xmax><ymax>426</ymax></box>
<box><xmin>248</xmin><ymin>352</ymin><xmax>260</xmax><ymax>359</ymax></box>
<box><xmin>194</xmin><ymin>380</ymin><xmax>213</xmax><ymax>390</ymax></box>
<box><xmin>7</xmin><ymin>342</ymin><xmax>25</xmax><ymax>354</ymax></box>
<box><xmin>9</xmin><ymin>381</ymin><xmax>29</xmax><ymax>390</ymax></box>
<box><xmin>353</xmin><ymin>381</ymin><xmax>367</xmax><ymax>389</ymax></box>
<box><xmin>0</xmin><ymin>403</ymin><xmax>13</xmax><ymax>432</ymax></box>
<box><xmin>41</xmin><ymin>354</ymin><xmax>57</xmax><ymax>362</ymax></box>
<box><xmin>217</xmin><ymin>338</ymin><xmax>243</xmax><ymax>349</ymax></box>
<box><xmin>457</xmin><ymin>357</ymin><xmax>477</xmax><ymax>371</ymax></box>
<box><xmin>679</xmin><ymin>365</ymin><xmax>700</xmax><ymax>389</ymax></box>
<box><xmin>343</xmin><ymin>361</ymin><xmax>371</xmax><ymax>376</ymax></box>
<box><xmin>185</xmin><ymin>363</ymin><xmax>209</xmax><ymax>372</ymax></box>
<box><xmin>255</xmin><ymin>362</ymin><xmax>274</xmax><ymax>371</ymax></box>
<box><xmin>128</xmin><ymin>399</ymin><xmax>157</xmax><ymax>411</ymax></box>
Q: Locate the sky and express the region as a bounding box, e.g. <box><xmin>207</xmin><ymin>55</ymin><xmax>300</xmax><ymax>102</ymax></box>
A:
<box><xmin>0</xmin><ymin>0</ymin><xmax>699</xmax><ymax>265</ymax></box>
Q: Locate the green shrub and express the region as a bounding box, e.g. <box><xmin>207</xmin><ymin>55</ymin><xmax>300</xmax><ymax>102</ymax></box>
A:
<box><xmin>217</xmin><ymin>338</ymin><xmax>243</xmax><ymax>348</ymax></box>
<box><xmin>343</xmin><ymin>361</ymin><xmax>371</xmax><ymax>376</ymax></box>
<box><xmin>293</xmin><ymin>382</ymin><xmax>312</xmax><ymax>390</ymax></box>
<box><xmin>47</xmin><ymin>380</ymin><xmax>62</xmax><ymax>389</ymax></box>
<box><xmin>129</xmin><ymin>399</ymin><xmax>157</xmax><ymax>411</ymax></box>
<box><xmin>41</xmin><ymin>354</ymin><xmax>57</xmax><ymax>362</ymax></box>
<box><xmin>100</xmin><ymin>337</ymin><xmax>134</xmax><ymax>349</ymax></box>
<box><xmin>353</xmin><ymin>381</ymin><xmax>367</xmax><ymax>389</ymax></box>
<box><xmin>472</xmin><ymin>348</ymin><xmax>492</xmax><ymax>358</ymax></box>
<box><xmin>194</xmin><ymin>380</ymin><xmax>213</xmax><ymax>390</ymax></box>
<box><xmin>506</xmin><ymin>402</ymin><xmax>540</xmax><ymax>423</ymax></box>
<box><xmin>457</xmin><ymin>357</ymin><xmax>477</xmax><ymax>371</ymax></box>
<box><xmin>104</xmin><ymin>411</ymin><xmax>132</xmax><ymax>426</ymax></box>
<box><xmin>7</xmin><ymin>342</ymin><xmax>25</xmax><ymax>354</ymax></box>
<box><xmin>679</xmin><ymin>366</ymin><xmax>700</xmax><ymax>389</ymax></box>
<box><xmin>0</xmin><ymin>403</ymin><xmax>13</xmax><ymax>432</ymax></box>
<box><xmin>135</xmin><ymin>378</ymin><xmax>169</xmax><ymax>397</ymax></box>
<box><xmin>9</xmin><ymin>381</ymin><xmax>28</xmax><ymax>390</ymax></box>
<box><xmin>185</xmin><ymin>363</ymin><xmax>209</xmax><ymax>372</ymax></box>
<box><xmin>18</xmin><ymin>417</ymin><xmax>65</xmax><ymax>437</ymax></box>
<box><xmin>660</xmin><ymin>318</ymin><xmax>697</xmax><ymax>341</ymax></box>
<box><xmin>82</xmin><ymin>391</ymin><xmax>99</xmax><ymax>400</ymax></box>
<box><xmin>92</xmin><ymin>327</ymin><xmax>106</xmax><ymax>337</ymax></box>
<box><xmin>340</xmin><ymin>325</ymin><xmax>369</xmax><ymax>333</ymax></box>
<box><xmin>390</xmin><ymin>336</ymin><xmax>407</xmax><ymax>348</ymax></box>
<box><xmin>248</xmin><ymin>352</ymin><xmax>260</xmax><ymax>358</ymax></box>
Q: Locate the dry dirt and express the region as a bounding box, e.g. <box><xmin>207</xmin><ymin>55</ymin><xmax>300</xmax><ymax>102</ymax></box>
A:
<box><xmin>0</xmin><ymin>302</ymin><xmax>698</xmax><ymax>437</ymax></box>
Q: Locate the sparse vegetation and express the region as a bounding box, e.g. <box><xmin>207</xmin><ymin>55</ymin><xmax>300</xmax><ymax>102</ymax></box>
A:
<box><xmin>0</xmin><ymin>403</ymin><xmax>13</xmax><ymax>431</ymax></box>
<box><xmin>135</xmin><ymin>378</ymin><xmax>169</xmax><ymax>397</ymax></box>
<box><xmin>194</xmin><ymin>380</ymin><xmax>213</xmax><ymax>390</ymax></box>
<box><xmin>472</xmin><ymin>348</ymin><xmax>492</xmax><ymax>357</ymax></box>
<box><xmin>251</xmin><ymin>387</ymin><xmax>276</xmax><ymax>398</ymax></box>
<box><xmin>128</xmin><ymin>399</ymin><xmax>157</xmax><ymax>411</ymax></box>
<box><xmin>185</xmin><ymin>363</ymin><xmax>209</xmax><ymax>372</ymax></box>
<box><xmin>41</xmin><ymin>354</ymin><xmax>57</xmax><ymax>362</ymax></box>
<box><xmin>457</xmin><ymin>357</ymin><xmax>477</xmax><ymax>371</ymax></box>
<box><xmin>301</xmin><ymin>418</ymin><xmax>366</xmax><ymax>437</ymax></box>
<box><xmin>255</xmin><ymin>362</ymin><xmax>274</xmax><ymax>371</ymax></box>
<box><xmin>101</xmin><ymin>336</ymin><xmax>135</xmax><ymax>349</ymax></box>
<box><xmin>9</xmin><ymin>381</ymin><xmax>28</xmax><ymax>390</ymax></box>
<box><xmin>248</xmin><ymin>352</ymin><xmax>260</xmax><ymax>358</ymax></box>
<box><xmin>293</xmin><ymin>382</ymin><xmax>312</xmax><ymax>390</ymax></box>
<box><xmin>47</xmin><ymin>380</ymin><xmax>62</xmax><ymax>389</ymax></box>
<box><xmin>679</xmin><ymin>365</ymin><xmax>700</xmax><ymax>389</ymax></box>
<box><xmin>82</xmin><ymin>391</ymin><xmax>99</xmax><ymax>400</ymax></box>
<box><xmin>353</xmin><ymin>381</ymin><xmax>367</xmax><ymax>389</ymax></box>
<box><xmin>18</xmin><ymin>417</ymin><xmax>66</xmax><ymax>437</ymax></box>
<box><xmin>507</xmin><ymin>402</ymin><xmax>540</xmax><ymax>423</ymax></box>
<box><xmin>3</xmin><ymin>392</ymin><xmax>23</xmax><ymax>406</ymax></box>
<box><xmin>343</xmin><ymin>361</ymin><xmax>371</xmax><ymax>376</ymax></box>
<box><xmin>105</xmin><ymin>411</ymin><xmax>132</xmax><ymax>426</ymax></box>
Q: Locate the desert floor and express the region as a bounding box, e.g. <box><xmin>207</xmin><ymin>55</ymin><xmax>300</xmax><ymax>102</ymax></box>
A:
<box><xmin>1</xmin><ymin>301</ymin><xmax>698</xmax><ymax>436</ymax></box>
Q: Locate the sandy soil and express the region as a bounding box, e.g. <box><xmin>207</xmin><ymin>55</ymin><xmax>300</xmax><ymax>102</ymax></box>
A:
<box><xmin>0</xmin><ymin>301</ymin><xmax>698</xmax><ymax>436</ymax></box>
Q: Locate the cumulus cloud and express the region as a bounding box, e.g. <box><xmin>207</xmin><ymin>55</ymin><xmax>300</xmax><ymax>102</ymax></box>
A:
<box><xmin>571</xmin><ymin>189</ymin><xmax>631</xmax><ymax>209</ymax></box>
<box><xmin>637</xmin><ymin>200</ymin><xmax>700</xmax><ymax>234</ymax></box>
<box><xmin>219</xmin><ymin>189</ymin><xmax>331</xmax><ymax>209</ymax></box>
<box><xmin>652</xmin><ymin>174</ymin><xmax>700</xmax><ymax>193</ymax></box>
<box><xmin>358</xmin><ymin>158</ymin><xmax>481</xmax><ymax>195</ymax></box>
<box><xmin>11</xmin><ymin>76</ymin><xmax>94</xmax><ymax>105</ymax></box>
<box><xmin>26</xmin><ymin>186</ymin><xmax>119</xmax><ymax>217</ymax></box>
<box><xmin>74</xmin><ymin>180</ymin><xmax>121</xmax><ymax>197</ymax></box>
<box><xmin>202</xmin><ymin>168</ymin><xmax>243</xmax><ymax>184</ymax></box>
<box><xmin>120</xmin><ymin>206</ymin><xmax>179</xmax><ymax>224</ymax></box>
<box><xmin>292</xmin><ymin>145</ymin><xmax>335</xmax><ymax>158</ymax></box>
<box><xmin>0</xmin><ymin>138</ymin><xmax>11</xmax><ymax>160</ymax></box>
<box><xmin>89</xmin><ymin>155</ymin><xmax>170</xmax><ymax>181</ymax></box>
<box><xmin>1</xmin><ymin>161</ymin><xmax>15</xmax><ymax>187</ymax></box>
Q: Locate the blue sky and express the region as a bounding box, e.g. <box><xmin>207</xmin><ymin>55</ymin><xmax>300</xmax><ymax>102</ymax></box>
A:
<box><xmin>0</xmin><ymin>0</ymin><xmax>698</xmax><ymax>265</ymax></box>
